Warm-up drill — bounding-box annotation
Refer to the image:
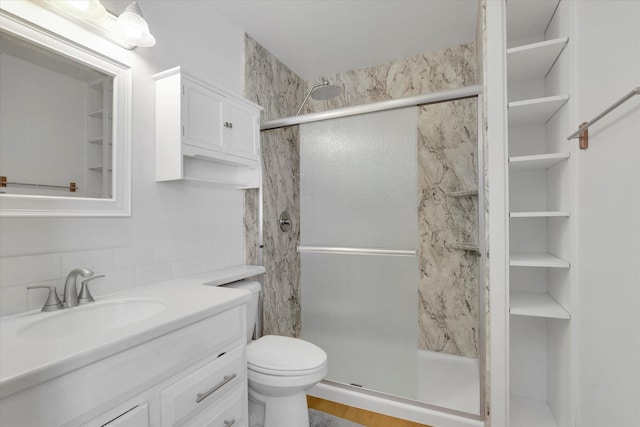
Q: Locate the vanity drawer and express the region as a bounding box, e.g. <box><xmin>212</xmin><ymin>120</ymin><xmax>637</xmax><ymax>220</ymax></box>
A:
<box><xmin>187</xmin><ymin>384</ymin><xmax>245</xmax><ymax>427</ymax></box>
<box><xmin>160</xmin><ymin>345</ymin><xmax>245</xmax><ymax>426</ymax></box>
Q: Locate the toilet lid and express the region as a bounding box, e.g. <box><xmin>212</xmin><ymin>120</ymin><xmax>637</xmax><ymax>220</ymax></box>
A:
<box><xmin>247</xmin><ymin>335</ymin><xmax>327</xmax><ymax>375</ymax></box>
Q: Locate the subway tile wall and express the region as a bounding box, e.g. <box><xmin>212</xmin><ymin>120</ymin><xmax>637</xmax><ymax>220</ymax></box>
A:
<box><xmin>0</xmin><ymin>239</ymin><xmax>244</xmax><ymax>316</ymax></box>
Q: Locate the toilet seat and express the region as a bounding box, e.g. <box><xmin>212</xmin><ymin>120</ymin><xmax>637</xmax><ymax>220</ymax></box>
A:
<box><xmin>247</xmin><ymin>335</ymin><xmax>327</xmax><ymax>377</ymax></box>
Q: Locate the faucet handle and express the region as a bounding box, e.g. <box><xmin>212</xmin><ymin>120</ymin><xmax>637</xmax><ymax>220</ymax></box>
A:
<box><xmin>27</xmin><ymin>286</ymin><xmax>63</xmax><ymax>312</ymax></box>
<box><xmin>78</xmin><ymin>274</ymin><xmax>105</xmax><ymax>305</ymax></box>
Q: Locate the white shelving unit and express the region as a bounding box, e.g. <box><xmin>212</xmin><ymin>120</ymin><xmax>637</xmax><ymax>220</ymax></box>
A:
<box><xmin>506</xmin><ymin>1</ymin><xmax>574</xmax><ymax>426</ymax></box>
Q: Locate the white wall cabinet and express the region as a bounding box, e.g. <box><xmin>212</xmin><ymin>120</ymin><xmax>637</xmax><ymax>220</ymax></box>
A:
<box><xmin>505</xmin><ymin>0</ymin><xmax>575</xmax><ymax>426</ymax></box>
<box><xmin>154</xmin><ymin>67</ymin><xmax>262</xmax><ymax>188</ymax></box>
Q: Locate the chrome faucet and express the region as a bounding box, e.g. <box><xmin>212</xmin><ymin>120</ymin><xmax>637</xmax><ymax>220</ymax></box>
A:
<box><xmin>63</xmin><ymin>268</ymin><xmax>94</xmax><ymax>308</ymax></box>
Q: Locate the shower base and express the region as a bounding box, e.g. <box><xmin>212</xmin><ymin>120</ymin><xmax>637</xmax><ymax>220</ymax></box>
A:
<box><xmin>308</xmin><ymin>349</ymin><xmax>483</xmax><ymax>427</ymax></box>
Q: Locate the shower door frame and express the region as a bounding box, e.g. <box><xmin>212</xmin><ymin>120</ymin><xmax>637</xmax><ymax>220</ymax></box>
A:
<box><xmin>259</xmin><ymin>85</ymin><xmax>486</xmax><ymax>422</ymax></box>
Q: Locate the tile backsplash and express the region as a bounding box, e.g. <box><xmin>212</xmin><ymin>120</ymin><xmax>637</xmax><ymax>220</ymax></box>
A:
<box><xmin>0</xmin><ymin>239</ymin><xmax>244</xmax><ymax>316</ymax></box>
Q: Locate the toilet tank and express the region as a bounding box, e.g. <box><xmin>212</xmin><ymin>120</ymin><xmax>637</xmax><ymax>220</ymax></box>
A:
<box><xmin>222</xmin><ymin>280</ymin><xmax>261</xmax><ymax>341</ymax></box>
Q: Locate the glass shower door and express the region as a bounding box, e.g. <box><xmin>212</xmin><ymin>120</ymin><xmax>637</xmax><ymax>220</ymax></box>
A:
<box><xmin>299</xmin><ymin>107</ymin><xmax>419</xmax><ymax>399</ymax></box>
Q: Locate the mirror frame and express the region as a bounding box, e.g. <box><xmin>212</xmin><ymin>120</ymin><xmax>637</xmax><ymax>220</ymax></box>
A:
<box><xmin>0</xmin><ymin>10</ymin><xmax>131</xmax><ymax>217</ymax></box>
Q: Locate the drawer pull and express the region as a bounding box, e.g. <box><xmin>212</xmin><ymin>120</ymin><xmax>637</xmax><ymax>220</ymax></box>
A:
<box><xmin>224</xmin><ymin>420</ymin><xmax>236</xmax><ymax>427</ymax></box>
<box><xmin>195</xmin><ymin>373</ymin><xmax>237</xmax><ymax>403</ymax></box>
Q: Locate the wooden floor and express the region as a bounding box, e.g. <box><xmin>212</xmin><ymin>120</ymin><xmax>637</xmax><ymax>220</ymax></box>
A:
<box><xmin>307</xmin><ymin>396</ymin><xmax>432</xmax><ymax>427</ymax></box>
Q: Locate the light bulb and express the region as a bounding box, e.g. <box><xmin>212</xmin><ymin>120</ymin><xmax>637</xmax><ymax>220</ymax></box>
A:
<box><xmin>68</xmin><ymin>1</ymin><xmax>91</xmax><ymax>12</ymax></box>
<box><xmin>110</xmin><ymin>2</ymin><xmax>155</xmax><ymax>47</ymax></box>
<box><xmin>50</xmin><ymin>0</ymin><xmax>107</xmax><ymax>21</ymax></box>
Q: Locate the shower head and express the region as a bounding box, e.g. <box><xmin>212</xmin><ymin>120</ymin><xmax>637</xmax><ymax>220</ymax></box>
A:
<box><xmin>310</xmin><ymin>81</ymin><xmax>342</xmax><ymax>101</ymax></box>
<box><xmin>296</xmin><ymin>79</ymin><xmax>343</xmax><ymax>115</ymax></box>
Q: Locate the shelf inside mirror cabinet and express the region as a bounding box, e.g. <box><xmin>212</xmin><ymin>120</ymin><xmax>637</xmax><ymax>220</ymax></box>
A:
<box><xmin>510</xmin><ymin>291</ymin><xmax>570</xmax><ymax>319</ymax></box>
<box><xmin>507</xmin><ymin>37</ymin><xmax>568</xmax><ymax>83</ymax></box>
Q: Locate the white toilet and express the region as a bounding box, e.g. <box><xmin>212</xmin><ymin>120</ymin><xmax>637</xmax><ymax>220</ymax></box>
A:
<box><xmin>224</xmin><ymin>280</ymin><xmax>327</xmax><ymax>427</ymax></box>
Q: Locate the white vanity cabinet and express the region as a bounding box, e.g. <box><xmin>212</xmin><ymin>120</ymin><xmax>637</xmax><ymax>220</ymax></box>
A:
<box><xmin>0</xmin><ymin>305</ymin><xmax>248</xmax><ymax>427</ymax></box>
<box><xmin>154</xmin><ymin>67</ymin><xmax>262</xmax><ymax>188</ymax></box>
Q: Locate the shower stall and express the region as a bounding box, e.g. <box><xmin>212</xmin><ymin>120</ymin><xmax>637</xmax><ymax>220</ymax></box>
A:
<box><xmin>256</xmin><ymin>86</ymin><xmax>485</xmax><ymax>425</ymax></box>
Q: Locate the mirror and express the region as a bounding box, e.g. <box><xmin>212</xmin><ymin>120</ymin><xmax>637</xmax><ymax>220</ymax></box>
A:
<box><xmin>1</xmin><ymin>31</ymin><xmax>113</xmax><ymax>199</ymax></box>
<box><xmin>0</xmin><ymin>10</ymin><xmax>131</xmax><ymax>216</ymax></box>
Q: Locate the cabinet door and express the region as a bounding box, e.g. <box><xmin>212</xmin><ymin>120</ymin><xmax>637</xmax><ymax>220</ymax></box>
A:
<box><xmin>225</xmin><ymin>102</ymin><xmax>259</xmax><ymax>162</ymax></box>
<box><xmin>182</xmin><ymin>79</ymin><xmax>225</xmax><ymax>153</ymax></box>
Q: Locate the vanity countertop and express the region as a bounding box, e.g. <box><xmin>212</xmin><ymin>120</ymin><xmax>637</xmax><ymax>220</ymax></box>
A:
<box><xmin>0</xmin><ymin>264</ymin><xmax>265</xmax><ymax>399</ymax></box>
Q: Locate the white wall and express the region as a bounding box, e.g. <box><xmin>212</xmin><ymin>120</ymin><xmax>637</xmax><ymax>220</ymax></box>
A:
<box><xmin>574</xmin><ymin>1</ymin><xmax>640</xmax><ymax>426</ymax></box>
<box><xmin>0</xmin><ymin>1</ymin><xmax>247</xmax><ymax>315</ymax></box>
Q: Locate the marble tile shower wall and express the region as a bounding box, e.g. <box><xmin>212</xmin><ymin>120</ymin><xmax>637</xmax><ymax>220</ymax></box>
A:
<box><xmin>243</xmin><ymin>36</ymin><xmax>478</xmax><ymax>355</ymax></box>
<box><xmin>243</xmin><ymin>35</ymin><xmax>305</xmax><ymax>337</ymax></box>
<box><xmin>418</xmin><ymin>99</ymin><xmax>479</xmax><ymax>358</ymax></box>
<box><xmin>0</xmin><ymin>239</ymin><xmax>244</xmax><ymax>316</ymax></box>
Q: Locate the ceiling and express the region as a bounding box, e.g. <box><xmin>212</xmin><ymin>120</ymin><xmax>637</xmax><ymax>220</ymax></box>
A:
<box><xmin>207</xmin><ymin>0</ymin><xmax>479</xmax><ymax>81</ymax></box>
<box><xmin>93</xmin><ymin>1</ymin><xmax>560</xmax><ymax>82</ymax></box>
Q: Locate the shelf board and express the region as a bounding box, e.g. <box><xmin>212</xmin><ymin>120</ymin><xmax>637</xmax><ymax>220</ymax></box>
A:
<box><xmin>89</xmin><ymin>109</ymin><xmax>104</xmax><ymax>119</ymax></box>
<box><xmin>183</xmin><ymin>175</ymin><xmax>252</xmax><ymax>189</ymax></box>
<box><xmin>510</xmin><ymin>211</ymin><xmax>570</xmax><ymax>218</ymax></box>
<box><xmin>510</xmin><ymin>291</ymin><xmax>570</xmax><ymax>319</ymax></box>
<box><xmin>510</xmin><ymin>153</ymin><xmax>570</xmax><ymax>171</ymax></box>
<box><xmin>508</xmin><ymin>95</ymin><xmax>569</xmax><ymax>126</ymax></box>
<box><xmin>510</xmin><ymin>395</ymin><xmax>558</xmax><ymax>427</ymax></box>
<box><xmin>510</xmin><ymin>252</ymin><xmax>570</xmax><ymax>268</ymax></box>
<box><xmin>507</xmin><ymin>37</ymin><xmax>568</xmax><ymax>83</ymax></box>
<box><xmin>88</xmin><ymin>166</ymin><xmax>113</xmax><ymax>172</ymax></box>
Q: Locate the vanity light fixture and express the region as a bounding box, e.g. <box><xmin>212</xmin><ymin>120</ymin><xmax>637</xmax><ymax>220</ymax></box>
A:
<box><xmin>43</xmin><ymin>0</ymin><xmax>155</xmax><ymax>49</ymax></box>
<box><xmin>110</xmin><ymin>2</ymin><xmax>156</xmax><ymax>47</ymax></box>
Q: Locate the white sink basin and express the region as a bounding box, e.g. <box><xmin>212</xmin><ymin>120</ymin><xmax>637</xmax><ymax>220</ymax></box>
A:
<box><xmin>17</xmin><ymin>298</ymin><xmax>168</xmax><ymax>339</ymax></box>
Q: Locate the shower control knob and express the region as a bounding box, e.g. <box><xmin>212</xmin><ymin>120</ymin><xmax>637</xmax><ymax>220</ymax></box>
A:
<box><xmin>279</xmin><ymin>211</ymin><xmax>292</xmax><ymax>232</ymax></box>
